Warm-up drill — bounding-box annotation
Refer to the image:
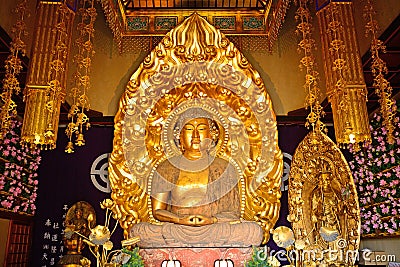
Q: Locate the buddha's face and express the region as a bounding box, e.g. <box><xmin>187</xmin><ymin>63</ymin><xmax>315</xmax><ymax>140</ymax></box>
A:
<box><xmin>180</xmin><ymin>117</ymin><xmax>212</xmax><ymax>160</ymax></box>
<box><xmin>320</xmin><ymin>173</ymin><xmax>331</xmax><ymax>191</ymax></box>
<box><xmin>75</xmin><ymin>209</ymin><xmax>83</xmax><ymax>219</ymax></box>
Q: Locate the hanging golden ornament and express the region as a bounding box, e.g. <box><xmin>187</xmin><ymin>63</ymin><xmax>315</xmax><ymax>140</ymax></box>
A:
<box><xmin>21</xmin><ymin>1</ymin><xmax>76</xmax><ymax>150</ymax></box>
<box><xmin>363</xmin><ymin>0</ymin><xmax>396</xmax><ymax>144</ymax></box>
<box><xmin>294</xmin><ymin>0</ymin><xmax>325</xmax><ymax>132</ymax></box>
<box><xmin>65</xmin><ymin>0</ymin><xmax>96</xmax><ymax>153</ymax></box>
<box><xmin>0</xmin><ymin>0</ymin><xmax>29</xmax><ymax>137</ymax></box>
<box><xmin>317</xmin><ymin>2</ymin><xmax>371</xmax><ymax>150</ymax></box>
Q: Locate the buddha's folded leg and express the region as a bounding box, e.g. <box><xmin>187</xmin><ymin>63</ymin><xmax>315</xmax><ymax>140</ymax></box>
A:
<box><xmin>129</xmin><ymin>222</ymin><xmax>168</xmax><ymax>247</ymax></box>
<box><xmin>130</xmin><ymin>221</ymin><xmax>263</xmax><ymax>248</ymax></box>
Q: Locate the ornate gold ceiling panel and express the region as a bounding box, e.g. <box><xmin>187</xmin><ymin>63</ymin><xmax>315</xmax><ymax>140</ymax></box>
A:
<box><xmin>100</xmin><ymin>0</ymin><xmax>290</xmax><ymax>51</ymax></box>
<box><xmin>121</xmin><ymin>0</ymin><xmax>265</xmax><ymax>9</ymax></box>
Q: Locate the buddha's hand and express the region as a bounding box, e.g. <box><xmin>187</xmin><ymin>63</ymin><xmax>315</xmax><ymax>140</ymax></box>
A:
<box><xmin>179</xmin><ymin>215</ymin><xmax>217</xmax><ymax>226</ymax></box>
<box><xmin>193</xmin><ymin>215</ymin><xmax>217</xmax><ymax>226</ymax></box>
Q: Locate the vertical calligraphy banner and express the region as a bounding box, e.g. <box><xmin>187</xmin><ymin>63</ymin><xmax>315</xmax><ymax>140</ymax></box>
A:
<box><xmin>31</xmin><ymin>126</ymin><xmax>117</xmax><ymax>266</ymax></box>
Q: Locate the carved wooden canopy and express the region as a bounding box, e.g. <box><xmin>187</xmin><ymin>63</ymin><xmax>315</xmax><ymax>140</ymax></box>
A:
<box><xmin>100</xmin><ymin>0</ymin><xmax>290</xmax><ymax>50</ymax></box>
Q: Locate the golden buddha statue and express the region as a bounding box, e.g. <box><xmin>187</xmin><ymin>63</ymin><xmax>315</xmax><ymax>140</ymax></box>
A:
<box><xmin>58</xmin><ymin>201</ymin><xmax>95</xmax><ymax>266</ymax></box>
<box><xmin>65</xmin><ymin>207</ymin><xmax>89</xmax><ymax>252</ymax></box>
<box><xmin>108</xmin><ymin>14</ymin><xmax>284</xmax><ymax>247</ymax></box>
<box><xmin>288</xmin><ymin>131</ymin><xmax>361</xmax><ymax>266</ymax></box>
<box><xmin>129</xmin><ymin>108</ymin><xmax>264</xmax><ymax>247</ymax></box>
<box><xmin>313</xmin><ymin>173</ymin><xmax>340</xmax><ymax>230</ymax></box>
<box><xmin>311</xmin><ymin>169</ymin><xmax>343</xmax><ymax>243</ymax></box>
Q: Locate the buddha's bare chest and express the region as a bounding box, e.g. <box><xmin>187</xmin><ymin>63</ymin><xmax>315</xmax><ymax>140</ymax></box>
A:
<box><xmin>171</xmin><ymin>169</ymin><xmax>210</xmax><ymax>206</ymax></box>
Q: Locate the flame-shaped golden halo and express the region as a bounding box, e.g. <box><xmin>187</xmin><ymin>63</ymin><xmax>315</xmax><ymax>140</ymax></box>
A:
<box><xmin>288</xmin><ymin>129</ymin><xmax>360</xmax><ymax>255</ymax></box>
<box><xmin>109</xmin><ymin>13</ymin><xmax>283</xmax><ymax>243</ymax></box>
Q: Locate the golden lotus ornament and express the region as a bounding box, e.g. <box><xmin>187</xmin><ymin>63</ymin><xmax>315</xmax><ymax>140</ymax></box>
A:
<box><xmin>272</xmin><ymin>226</ymin><xmax>295</xmax><ymax>248</ymax></box>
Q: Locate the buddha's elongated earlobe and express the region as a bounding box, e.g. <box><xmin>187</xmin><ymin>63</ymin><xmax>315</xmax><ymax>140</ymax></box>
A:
<box><xmin>179</xmin><ymin>141</ymin><xmax>185</xmax><ymax>153</ymax></box>
<box><xmin>209</xmin><ymin>120</ymin><xmax>219</xmax><ymax>147</ymax></box>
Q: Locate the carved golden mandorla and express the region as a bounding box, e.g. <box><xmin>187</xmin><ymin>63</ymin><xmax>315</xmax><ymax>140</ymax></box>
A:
<box><xmin>109</xmin><ymin>13</ymin><xmax>283</xmax><ymax>243</ymax></box>
<box><xmin>288</xmin><ymin>128</ymin><xmax>360</xmax><ymax>263</ymax></box>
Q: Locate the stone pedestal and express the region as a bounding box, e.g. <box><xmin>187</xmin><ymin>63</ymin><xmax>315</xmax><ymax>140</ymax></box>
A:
<box><xmin>139</xmin><ymin>247</ymin><xmax>254</xmax><ymax>267</ymax></box>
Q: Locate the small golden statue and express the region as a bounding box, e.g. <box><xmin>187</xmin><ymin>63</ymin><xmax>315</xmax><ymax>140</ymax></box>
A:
<box><xmin>288</xmin><ymin>129</ymin><xmax>360</xmax><ymax>266</ymax></box>
<box><xmin>311</xmin><ymin>163</ymin><xmax>343</xmax><ymax>245</ymax></box>
<box><xmin>57</xmin><ymin>201</ymin><xmax>96</xmax><ymax>267</ymax></box>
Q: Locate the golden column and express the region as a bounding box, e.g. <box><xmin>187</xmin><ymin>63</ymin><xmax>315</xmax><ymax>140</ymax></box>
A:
<box><xmin>21</xmin><ymin>1</ymin><xmax>76</xmax><ymax>149</ymax></box>
<box><xmin>317</xmin><ymin>1</ymin><xmax>370</xmax><ymax>148</ymax></box>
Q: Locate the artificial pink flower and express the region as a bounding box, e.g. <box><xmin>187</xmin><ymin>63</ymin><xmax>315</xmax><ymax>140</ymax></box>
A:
<box><xmin>382</xmin><ymin>207</ymin><xmax>389</xmax><ymax>214</ymax></box>
<box><xmin>1</xmin><ymin>200</ymin><xmax>12</xmax><ymax>209</ymax></box>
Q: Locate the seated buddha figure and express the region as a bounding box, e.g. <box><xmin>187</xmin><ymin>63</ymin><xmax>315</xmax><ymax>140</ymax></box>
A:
<box><xmin>130</xmin><ymin>108</ymin><xmax>263</xmax><ymax>247</ymax></box>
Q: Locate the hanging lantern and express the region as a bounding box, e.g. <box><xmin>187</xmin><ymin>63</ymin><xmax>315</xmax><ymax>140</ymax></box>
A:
<box><xmin>317</xmin><ymin>1</ymin><xmax>371</xmax><ymax>149</ymax></box>
<box><xmin>21</xmin><ymin>1</ymin><xmax>76</xmax><ymax>149</ymax></box>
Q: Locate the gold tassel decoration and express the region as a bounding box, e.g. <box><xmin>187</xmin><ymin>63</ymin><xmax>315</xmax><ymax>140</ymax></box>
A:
<box><xmin>363</xmin><ymin>0</ymin><xmax>396</xmax><ymax>144</ymax></box>
<box><xmin>21</xmin><ymin>1</ymin><xmax>76</xmax><ymax>150</ymax></box>
<box><xmin>317</xmin><ymin>2</ymin><xmax>371</xmax><ymax>150</ymax></box>
<box><xmin>65</xmin><ymin>0</ymin><xmax>97</xmax><ymax>153</ymax></box>
<box><xmin>0</xmin><ymin>0</ymin><xmax>29</xmax><ymax>137</ymax></box>
<box><xmin>294</xmin><ymin>0</ymin><xmax>325</xmax><ymax>132</ymax></box>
